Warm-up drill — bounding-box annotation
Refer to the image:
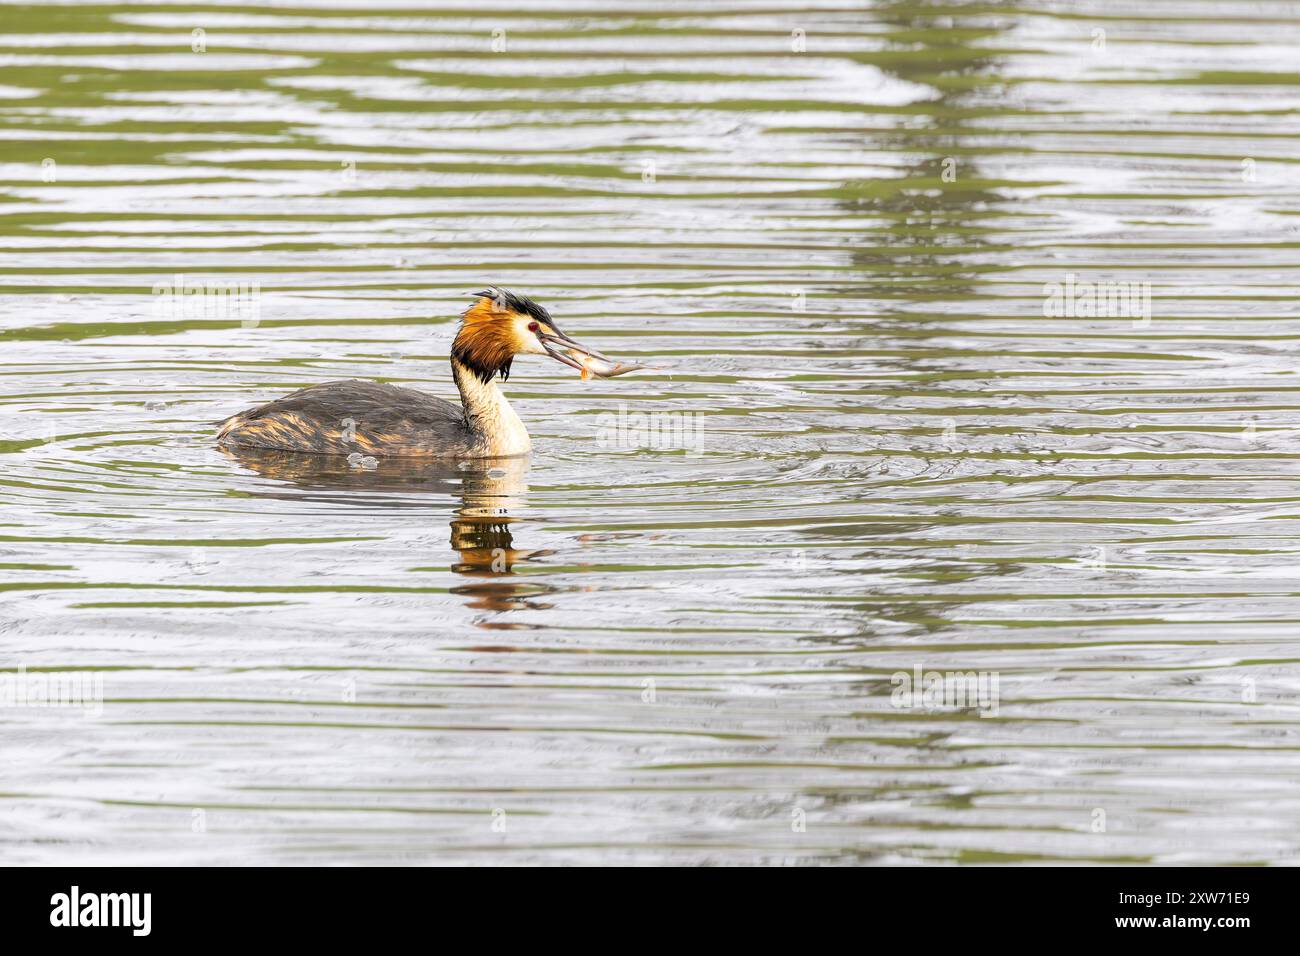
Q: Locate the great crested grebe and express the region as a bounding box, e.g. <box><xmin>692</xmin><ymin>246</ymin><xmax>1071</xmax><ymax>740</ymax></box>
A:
<box><xmin>216</xmin><ymin>288</ymin><xmax>643</xmax><ymax>458</ymax></box>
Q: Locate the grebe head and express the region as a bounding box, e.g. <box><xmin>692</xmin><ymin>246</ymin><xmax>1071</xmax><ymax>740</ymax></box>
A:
<box><xmin>452</xmin><ymin>287</ymin><xmax>614</xmax><ymax>383</ymax></box>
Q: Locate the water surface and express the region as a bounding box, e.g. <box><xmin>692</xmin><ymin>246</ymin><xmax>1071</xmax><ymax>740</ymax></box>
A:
<box><xmin>2</xmin><ymin>0</ymin><xmax>1300</xmax><ymax>865</ymax></box>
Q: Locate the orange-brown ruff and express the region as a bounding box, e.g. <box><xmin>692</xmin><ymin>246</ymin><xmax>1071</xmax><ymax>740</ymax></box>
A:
<box><xmin>217</xmin><ymin>288</ymin><xmax>587</xmax><ymax>459</ymax></box>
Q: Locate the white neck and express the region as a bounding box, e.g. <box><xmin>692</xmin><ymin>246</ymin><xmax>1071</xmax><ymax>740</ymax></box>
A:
<box><xmin>452</xmin><ymin>357</ymin><xmax>531</xmax><ymax>457</ymax></box>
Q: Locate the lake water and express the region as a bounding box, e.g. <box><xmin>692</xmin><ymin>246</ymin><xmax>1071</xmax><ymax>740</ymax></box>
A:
<box><xmin>2</xmin><ymin>0</ymin><xmax>1299</xmax><ymax>865</ymax></box>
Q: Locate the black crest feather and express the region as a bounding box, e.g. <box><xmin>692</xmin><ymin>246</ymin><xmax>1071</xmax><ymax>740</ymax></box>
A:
<box><xmin>472</xmin><ymin>287</ymin><xmax>558</xmax><ymax>328</ymax></box>
<box><xmin>453</xmin><ymin>286</ymin><xmax>559</xmax><ymax>384</ymax></box>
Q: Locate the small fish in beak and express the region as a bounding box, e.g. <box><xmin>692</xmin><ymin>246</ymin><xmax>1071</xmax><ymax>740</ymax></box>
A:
<box><xmin>538</xmin><ymin>329</ymin><xmax>650</xmax><ymax>380</ymax></box>
<box><xmin>568</xmin><ymin>351</ymin><xmax>650</xmax><ymax>381</ymax></box>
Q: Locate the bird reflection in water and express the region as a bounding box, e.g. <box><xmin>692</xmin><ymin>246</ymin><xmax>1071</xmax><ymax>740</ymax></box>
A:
<box><xmin>218</xmin><ymin>446</ymin><xmax>555</xmax><ymax>623</ymax></box>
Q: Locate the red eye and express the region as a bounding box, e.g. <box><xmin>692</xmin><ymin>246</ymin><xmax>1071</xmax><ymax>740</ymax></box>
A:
<box><xmin>528</xmin><ymin>321</ymin><xmax>539</xmax><ymax>332</ymax></box>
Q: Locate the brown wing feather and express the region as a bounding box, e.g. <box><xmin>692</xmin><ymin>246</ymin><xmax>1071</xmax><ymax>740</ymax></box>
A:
<box><xmin>217</xmin><ymin>380</ymin><xmax>470</xmax><ymax>457</ymax></box>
